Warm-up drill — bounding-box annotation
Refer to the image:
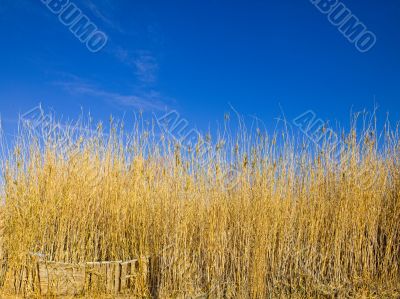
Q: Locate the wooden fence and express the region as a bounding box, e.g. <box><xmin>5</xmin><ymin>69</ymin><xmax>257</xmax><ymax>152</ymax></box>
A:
<box><xmin>18</xmin><ymin>256</ymin><xmax>150</xmax><ymax>296</ymax></box>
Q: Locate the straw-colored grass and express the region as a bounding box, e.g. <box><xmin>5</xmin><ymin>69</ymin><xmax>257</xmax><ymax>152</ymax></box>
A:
<box><xmin>0</xmin><ymin>113</ymin><xmax>399</xmax><ymax>298</ymax></box>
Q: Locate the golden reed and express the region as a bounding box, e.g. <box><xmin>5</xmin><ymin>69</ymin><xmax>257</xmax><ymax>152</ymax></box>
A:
<box><xmin>0</xmin><ymin>112</ymin><xmax>399</xmax><ymax>298</ymax></box>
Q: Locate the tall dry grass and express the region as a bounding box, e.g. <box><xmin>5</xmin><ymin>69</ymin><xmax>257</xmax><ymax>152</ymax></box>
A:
<box><xmin>0</xmin><ymin>113</ymin><xmax>399</xmax><ymax>298</ymax></box>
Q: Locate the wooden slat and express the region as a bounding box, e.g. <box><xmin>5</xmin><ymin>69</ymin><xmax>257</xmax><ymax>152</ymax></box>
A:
<box><xmin>105</xmin><ymin>262</ymin><xmax>115</xmax><ymax>293</ymax></box>
<box><xmin>114</xmin><ymin>262</ymin><xmax>121</xmax><ymax>294</ymax></box>
<box><xmin>120</xmin><ymin>260</ymin><xmax>134</xmax><ymax>291</ymax></box>
<box><xmin>120</xmin><ymin>262</ymin><xmax>128</xmax><ymax>291</ymax></box>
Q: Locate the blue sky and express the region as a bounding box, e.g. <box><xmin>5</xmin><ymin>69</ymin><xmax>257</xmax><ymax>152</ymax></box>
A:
<box><xmin>0</xmin><ymin>0</ymin><xmax>399</xmax><ymax>136</ymax></box>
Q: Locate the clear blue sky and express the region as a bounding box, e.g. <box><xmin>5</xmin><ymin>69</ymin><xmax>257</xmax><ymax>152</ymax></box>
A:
<box><xmin>0</xmin><ymin>0</ymin><xmax>399</xmax><ymax>135</ymax></box>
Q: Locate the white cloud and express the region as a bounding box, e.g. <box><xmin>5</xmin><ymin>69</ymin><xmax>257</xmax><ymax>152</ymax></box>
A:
<box><xmin>82</xmin><ymin>0</ymin><xmax>126</xmax><ymax>34</ymax></box>
<box><xmin>112</xmin><ymin>47</ymin><xmax>159</xmax><ymax>85</ymax></box>
<box><xmin>55</xmin><ymin>80</ymin><xmax>167</xmax><ymax>111</ymax></box>
<box><xmin>133</xmin><ymin>53</ymin><xmax>159</xmax><ymax>84</ymax></box>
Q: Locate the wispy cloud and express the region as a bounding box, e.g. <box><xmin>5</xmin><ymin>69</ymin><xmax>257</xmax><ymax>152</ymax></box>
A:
<box><xmin>82</xmin><ymin>0</ymin><xmax>126</xmax><ymax>34</ymax></box>
<box><xmin>55</xmin><ymin>79</ymin><xmax>168</xmax><ymax>111</ymax></box>
<box><xmin>70</xmin><ymin>1</ymin><xmax>163</xmax><ymax>101</ymax></box>
<box><xmin>33</xmin><ymin>0</ymin><xmax>169</xmax><ymax>111</ymax></box>
<box><xmin>113</xmin><ymin>48</ymin><xmax>159</xmax><ymax>85</ymax></box>
<box><xmin>133</xmin><ymin>52</ymin><xmax>159</xmax><ymax>84</ymax></box>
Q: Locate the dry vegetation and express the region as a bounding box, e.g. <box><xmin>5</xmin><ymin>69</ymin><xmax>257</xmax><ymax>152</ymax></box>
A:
<box><xmin>0</xmin><ymin>113</ymin><xmax>399</xmax><ymax>298</ymax></box>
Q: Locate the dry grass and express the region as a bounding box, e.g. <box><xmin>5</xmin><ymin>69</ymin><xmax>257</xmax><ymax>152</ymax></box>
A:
<box><xmin>0</xmin><ymin>113</ymin><xmax>399</xmax><ymax>298</ymax></box>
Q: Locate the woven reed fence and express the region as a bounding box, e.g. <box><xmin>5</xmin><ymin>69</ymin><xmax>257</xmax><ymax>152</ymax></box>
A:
<box><xmin>9</xmin><ymin>255</ymin><xmax>150</xmax><ymax>296</ymax></box>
